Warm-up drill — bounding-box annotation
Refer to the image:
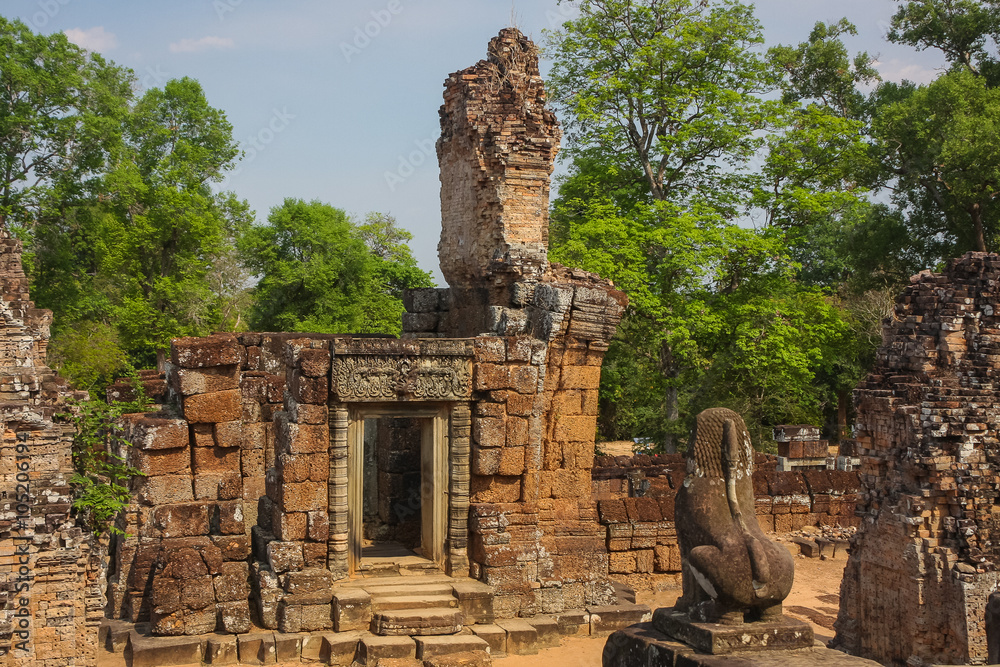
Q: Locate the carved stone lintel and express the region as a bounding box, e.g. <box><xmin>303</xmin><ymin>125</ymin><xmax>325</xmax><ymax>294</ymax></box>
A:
<box><xmin>332</xmin><ymin>355</ymin><xmax>472</xmax><ymax>402</ymax></box>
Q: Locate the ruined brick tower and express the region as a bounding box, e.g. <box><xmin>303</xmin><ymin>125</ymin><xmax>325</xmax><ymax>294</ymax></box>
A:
<box><xmin>0</xmin><ymin>232</ymin><xmax>103</xmax><ymax>666</ymax></box>
<box><xmin>437</xmin><ymin>27</ymin><xmax>560</xmax><ymax>289</ymax></box>
<box><xmin>835</xmin><ymin>253</ymin><xmax>1000</xmax><ymax>665</ymax></box>
<box><xmin>101</xmin><ymin>27</ymin><xmax>631</xmax><ymax>649</ymax></box>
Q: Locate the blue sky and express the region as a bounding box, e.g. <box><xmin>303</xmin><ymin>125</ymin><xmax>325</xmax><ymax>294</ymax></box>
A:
<box><xmin>5</xmin><ymin>0</ymin><xmax>943</xmax><ymax>284</ymax></box>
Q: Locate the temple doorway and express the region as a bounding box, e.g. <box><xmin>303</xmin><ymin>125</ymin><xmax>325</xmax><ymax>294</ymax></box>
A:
<box><xmin>347</xmin><ymin>406</ymin><xmax>448</xmax><ymax>574</ymax></box>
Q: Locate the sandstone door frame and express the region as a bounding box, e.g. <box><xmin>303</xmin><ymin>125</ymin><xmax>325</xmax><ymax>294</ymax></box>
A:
<box><xmin>329</xmin><ymin>401</ymin><xmax>470</xmax><ymax>578</ymax></box>
<box><xmin>346</xmin><ymin>404</ymin><xmax>448</xmax><ymax>573</ymax></box>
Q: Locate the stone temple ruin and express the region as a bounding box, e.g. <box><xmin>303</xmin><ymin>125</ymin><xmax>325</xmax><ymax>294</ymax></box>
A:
<box><xmin>833</xmin><ymin>253</ymin><xmax>1000</xmax><ymax>665</ymax></box>
<box><xmin>108</xmin><ymin>27</ymin><xmax>638</xmax><ymax>664</ymax></box>
<box><xmin>8</xmin><ymin>25</ymin><xmax>981</xmax><ymax>667</ymax></box>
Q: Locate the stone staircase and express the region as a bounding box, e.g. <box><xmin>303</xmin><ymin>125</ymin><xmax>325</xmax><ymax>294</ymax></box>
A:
<box><xmin>99</xmin><ymin>598</ymin><xmax>653</xmax><ymax>666</ymax></box>
<box><xmin>333</xmin><ymin>574</ymin><xmax>494</xmax><ymax>636</ymax></box>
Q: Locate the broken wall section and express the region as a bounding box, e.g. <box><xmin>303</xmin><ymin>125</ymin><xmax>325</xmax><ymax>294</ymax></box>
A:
<box><xmin>108</xmin><ymin>333</ymin><xmax>293</xmax><ymax>635</ymax></box>
<box><xmin>417</xmin><ymin>27</ymin><xmax>629</xmax><ymax>619</ymax></box>
<box><xmin>834</xmin><ymin>253</ymin><xmax>1000</xmax><ymax>665</ymax></box>
<box><xmin>437</xmin><ymin>27</ymin><xmax>560</xmax><ymax>289</ymax></box>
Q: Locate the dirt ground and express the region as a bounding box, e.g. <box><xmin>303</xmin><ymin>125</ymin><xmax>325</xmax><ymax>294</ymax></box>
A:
<box><xmin>495</xmin><ymin>536</ymin><xmax>847</xmax><ymax>667</ymax></box>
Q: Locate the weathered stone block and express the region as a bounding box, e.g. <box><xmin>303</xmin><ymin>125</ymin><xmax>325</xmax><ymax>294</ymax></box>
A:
<box><xmin>150</xmin><ymin>503</ymin><xmax>210</xmax><ymax>538</ymax></box>
<box><xmin>272</xmin><ymin>509</ymin><xmax>307</xmax><ymax>541</ymax></box>
<box><xmin>470</xmin><ymin>475</ymin><xmax>521</xmax><ymax>503</ymax></box>
<box><xmin>554</xmin><ymin>415</ymin><xmax>598</xmax><ymax>443</ymax></box>
<box><xmin>307</xmin><ymin>511</ymin><xmax>329</xmax><ymax>542</ymax></box>
<box><xmin>279</xmin><ymin>452</ymin><xmax>329</xmax><ymax>483</ymax></box>
<box><xmin>240</xmin><ymin>422</ymin><xmax>267</xmax><ymax>450</ymax></box>
<box><xmin>213</xmin><ymin>420</ymin><xmax>242</xmax><ymax>448</ymax></box>
<box><xmin>182</xmin><ymin>575</ymin><xmax>216</xmax><ymax>610</ymax></box>
<box><xmin>267</xmin><ymin>541</ymin><xmax>304</xmax><ymax>573</ymax></box>
<box><xmin>171</xmin><ymin>365</ymin><xmax>239</xmax><ymax>396</ymax></box>
<box><xmin>282</xmin><ymin>568</ymin><xmax>334</xmax><ymax>605</ymax></box>
<box><xmin>498</xmin><ymin>446</ymin><xmax>525</xmax><ymax>475</ymax></box>
<box><xmin>193</xmin><ymin>446</ymin><xmax>241</xmax><ymax>474</ymax></box>
<box><xmin>172</xmin><ymin>334</ymin><xmax>240</xmax><ymax>368</ymax></box>
<box><xmin>291</xmin><ymin>372</ymin><xmax>329</xmax><ymax>404</ymax></box>
<box><xmin>129</xmin><ymin>446</ymin><xmax>191</xmax><ymax>477</ymax></box>
<box><xmin>214</xmin><ymin>561</ymin><xmax>250</xmax><ymax>602</ymax></box>
<box><xmin>184</xmin><ymin>390</ymin><xmax>242</xmax><ymax>423</ymax></box>
<box><xmin>192</xmin><ymin>423</ymin><xmax>215</xmax><ymax>447</ymax></box>
<box><xmin>125</xmin><ymin>416</ymin><xmax>190</xmax><ymax>451</ymax></box>
<box><xmin>298</xmin><ymin>348</ymin><xmax>331</xmax><ymax>377</ymax></box>
<box><xmin>134</xmin><ymin>475</ymin><xmax>194</xmax><ymax>506</ymax></box>
<box><xmin>289</xmin><ymin>401</ymin><xmax>328</xmax><ymax>425</ymax></box>
<box><xmin>302</xmin><ymin>541</ymin><xmax>328</xmax><ymax>568</ymax></box>
<box><xmin>278</xmin><ymin>418</ymin><xmax>329</xmax><ymax>454</ymax></box>
<box><xmin>214</xmin><ymin>500</ymin><xmax>245</xmax><ymax>535</ymax></box>
<box><xmin>473</xmin><ymin>416</ymin><xmax>505</xmax><ymax>448</ymax></box>
<box><xmin>333</xmin><ymin>589</ymin><xmax>371</xmax><ymax>632</ymax></box>
<box><xmin>277</xmin><ymin>481</ymin><xmax>327</xmax><ymax>513</ymax></box>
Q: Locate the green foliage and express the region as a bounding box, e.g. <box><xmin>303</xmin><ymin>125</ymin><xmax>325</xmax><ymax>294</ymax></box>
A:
<box><xmin>872</xmin><ymin>70</ymin><xmax>1000</xmax><ymax>253</ymax></box>
<box><xmin>48</xmin><ymin>321</ymin><xmax>130</xmax><ymax>393</ymax></box>
<box><xmin>548</xmin><ymin>1</ymin><xmax>873</xmax><ymax>449</ymax></box>
<box><xmin>546</xmin><ymin>0</ymin><xmax>781</xmax><ymax>205</ymax></box>
<box><xmin>887</xmin><ymin>0</ymin><xmax>1000</xmax><ymax>79</ymax></box>
<box><xmin>64</xmin><ymin>379</ymin><xmax>150</xmax><ymax>536</ymax></box>
<box><xmin>0</xmin><ymin>16</ymin><xmax>134</xmax><ymax>232</ymax></box>
<box><xmin>27</xmin><ymin>75</ymin><xmax>252</xmax><ymax>371</ymax></box>
<box><xmin>241</xmin><ymin>200</ymin><xmax>432</xmax><ymax>335</ymax></box>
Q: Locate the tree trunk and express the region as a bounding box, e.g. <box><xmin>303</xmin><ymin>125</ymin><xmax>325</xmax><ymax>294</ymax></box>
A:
<box><xmin>660</xmin><ymin>340</ymin><xmax>680</xmax><ymax>453</ymax></box>
<box><xmin>971</xmin><ymin>203</ymin><xmax>986</xmax><ymax>252</ymax></box>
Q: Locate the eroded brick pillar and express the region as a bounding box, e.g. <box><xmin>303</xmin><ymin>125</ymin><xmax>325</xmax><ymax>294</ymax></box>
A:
<box><xmin>412</xmin><ymin>28</ymin><xmax>628</xmax><ymax>617</ymax></box>
<box><xmin>437</xmin><ymin>27</ymin><xmax>560</xmax><ymax>289</ymax></box>
<box><xmin>834</xmin><ymin>253</ymin><xmax>1000</xmax><ymax>665</ymax></box>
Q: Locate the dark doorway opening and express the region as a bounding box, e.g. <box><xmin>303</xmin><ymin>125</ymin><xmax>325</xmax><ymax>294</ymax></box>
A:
<box><xmin>361</xmin><ymin>416</ymin><xmax>424</xmax><ymax>562</ymax></box>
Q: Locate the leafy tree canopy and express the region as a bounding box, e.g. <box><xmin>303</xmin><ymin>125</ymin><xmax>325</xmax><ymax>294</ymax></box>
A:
<box><xmin>241</xmin><ymin>199</ymin><xmax>432</xmax><ymax>335</ymax></box>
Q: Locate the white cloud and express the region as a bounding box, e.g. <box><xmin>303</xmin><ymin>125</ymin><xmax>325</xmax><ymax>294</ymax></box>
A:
<box><xmin>169</xmin><ymin>36</ymin><xmax>235</xmax><ymax>54</ymax></box>
<box><xmin>874</xmin><ymin>58</ymin><xmax>940</xmax><ymax>85</ymax></box>
<box><xmin>64</xmin><ymin>26</ymin><xmax>118</xmax><ymax>52</ymax></box>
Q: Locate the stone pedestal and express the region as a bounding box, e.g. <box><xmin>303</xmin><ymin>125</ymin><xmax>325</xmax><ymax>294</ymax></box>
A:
<box><xmin>603</xmin><ymin>622</ymin><xmax>882</xmax><ymax>667</ymax></box>
<box><xmin>653</xmin><ymin>608</ymin><xmax>814</xmax><ymax>655</ymax></box>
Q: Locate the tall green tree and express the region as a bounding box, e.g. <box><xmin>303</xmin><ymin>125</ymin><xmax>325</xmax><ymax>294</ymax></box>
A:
<box><xmin>887</xmin><ymin>0</ymin><xmax>1000</xmax><ymax>80</ymax></box>
<box><xmin>29</xmin><ymin>76</ymin><xmax>251</xmax><ymax>372</ymax></box>
<box><xmin>546</xmin><ymin>0</ymin><xmax>786</xmax><ymax>447</ymax></box>
<box><xmin>0</xmin><ymin>16</ymin><xmax>133</xmax><ymax>232</ymax></box>
<box><xmin>547</xmin><ymin>0</ymin><xmax>780</xmax><ymax>205</ymax></box>
<box><xmin>241</xmin><ymin>200</ymin><xmax>431</xmax><ymax>335</ymax></box>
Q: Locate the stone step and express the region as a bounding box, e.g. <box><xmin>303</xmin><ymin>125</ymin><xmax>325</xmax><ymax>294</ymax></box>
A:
<box><xmin>363</xmin><ymin>583</ymin><xmax>457</xmax><ymax>599</ymax></box>
<box><xmin>414</xmin><ymin>634</ymin><xmax>490</xmax><ymax>660</ymax></box>
<box><xmin>336</xmin><ymin>573</ymin><xmax>457</xmax><ymax>588</ymax></box>
<box><xmin>126</xmin><ymin>633</ymin><xmax>205</xmax><ymax>667</ymax></box>
<box><xmin>371</xmin><ymin>607</ymin><xmax>464</xmax><ymax>636</ymax></box>
<box><xmin>372</xmin><ymin>593</ymin><xmax>459</xmax><ymax>611</ymax></box>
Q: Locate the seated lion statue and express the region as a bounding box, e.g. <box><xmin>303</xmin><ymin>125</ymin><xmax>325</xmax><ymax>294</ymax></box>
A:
<box><xmin>674</xmin><ymin>407</ymin><xmax>794</xmax><ymax>624</ymax></box>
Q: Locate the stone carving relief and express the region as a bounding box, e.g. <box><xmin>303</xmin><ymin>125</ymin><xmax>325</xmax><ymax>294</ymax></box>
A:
<box><xmin>333</xmin><ymin>354</ymin><xmax>472</xmax><ymax>402</ymax></box>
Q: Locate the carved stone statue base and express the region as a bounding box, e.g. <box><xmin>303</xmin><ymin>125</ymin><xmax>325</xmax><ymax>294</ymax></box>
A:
<box><xmin>602</xmin><ymin>622</ymin><xmax>881</xmax><ymax>666</ymax></box>
<box><xmin>653</xmin><ymin>607</ymin><xmax>814</xmax><ymax>655</ymax></box>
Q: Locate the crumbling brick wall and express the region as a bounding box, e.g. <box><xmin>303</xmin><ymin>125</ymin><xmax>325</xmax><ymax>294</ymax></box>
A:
<box><xmin>592</xmin><ymin>454</ymin><xmax>860</xmax><ymax>577</ymax></box>
<box><xmin>834</xmin><ymin>253</ymin><xmax>1000</xmax><ymax>666</ymax></box>
<box><xmin>107</xmin><ymin>333</ymin><xmax>299</xmax><ymax>635</ymax></box>
<box><xmin>0</xmin><ymin>233</ymin><xmax>104</xmax><ymax>667</ymax></box>
<box><xmin>406</xmin><ymin>28</ymin><xmax>628</xmax><ymax>619</ymax></box>
<box><xmin>437</xmin><ymin>27</ymin><xmax>560</xmax><ymax>288</ymax></box>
